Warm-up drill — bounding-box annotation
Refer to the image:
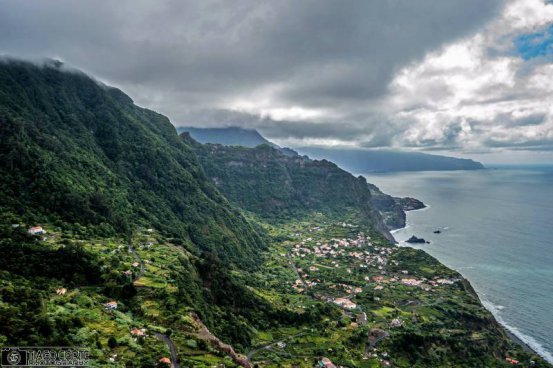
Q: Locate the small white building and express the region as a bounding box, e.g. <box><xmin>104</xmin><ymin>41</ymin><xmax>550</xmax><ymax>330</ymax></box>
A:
<box><xmin>28</xmin><ymin>226</ymin><xmax>46</xmax><ymax>235</ymax></box>
<box><xmin>104</xmin><ymin>301</ymin><xmax>118</xmax><ymax>311</ymax></box>
<box><xmin>390</xmin><ymin>318</ymin><xmax>403</xmax><ymax>328</ymax></box>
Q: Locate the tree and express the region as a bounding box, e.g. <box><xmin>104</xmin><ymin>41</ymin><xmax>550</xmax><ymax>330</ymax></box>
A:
<box><xmin>107</xmin><ymin>336</ymin><xmax>118</xmax><ymax>349</ymax></box>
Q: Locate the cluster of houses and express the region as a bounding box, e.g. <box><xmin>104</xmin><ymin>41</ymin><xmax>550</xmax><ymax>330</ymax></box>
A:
<box><xmin>333</xmin><ymin>297</ymin><xmax>357</xmax><ymax>310</ymax></box>
<box><xmin>328</xmin><ymin>283</ymin><xmax>363</xmax><ymax>295</ymax></box>
<box><xmin>400</xmin><ymin>276</ymin><xmax>460</xmax><ymax>290</ymax></box>
<box><xmin>290</xmin><ymin>235</ymin><xmax>399</xmax><ymax>277</ymax></box>
<box><xmin>369</xmin><ymin>274</ymin><xmax>459</xmax><ymax>293</ymax></box>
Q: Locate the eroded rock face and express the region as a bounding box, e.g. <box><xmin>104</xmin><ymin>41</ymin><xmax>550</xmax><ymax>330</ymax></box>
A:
<box><xmin>190</xmin><ymin>313</ymin><xmax>252</xmax><ymax>368</ymax></box>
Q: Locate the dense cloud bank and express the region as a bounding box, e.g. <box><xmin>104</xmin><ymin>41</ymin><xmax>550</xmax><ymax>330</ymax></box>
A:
<box><xmin>2</xmin><ymin>0</ymin><xmax>552</xmax><ymax>161</ymax></box>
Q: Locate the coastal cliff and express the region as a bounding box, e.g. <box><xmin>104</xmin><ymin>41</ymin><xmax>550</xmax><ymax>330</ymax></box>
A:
<box><xmin>368</xmin><ymin>183</ymin><xmax>426</xmax><ymax>230</ymax></box>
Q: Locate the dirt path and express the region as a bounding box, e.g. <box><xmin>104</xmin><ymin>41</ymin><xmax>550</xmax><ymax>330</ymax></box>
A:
<box><xmin>155</xmin><ymin>333</ymin><xmax>181</xmax><ymax>368</ymax></box>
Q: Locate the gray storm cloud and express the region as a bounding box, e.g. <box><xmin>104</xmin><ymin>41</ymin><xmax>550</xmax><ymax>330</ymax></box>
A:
<box><xmin>0</xmin><ymin>0</ymin><xmax>501</xmax><ymax>109</ymax></box>
<box><xmin>2</xmin><ymin>0</ymin><xmax>552</xmax><ymax>161</ymax></box>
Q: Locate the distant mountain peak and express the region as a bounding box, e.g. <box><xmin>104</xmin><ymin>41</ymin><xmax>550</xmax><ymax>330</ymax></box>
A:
<box><xmin>177</xmin><ymin>126</ymin><xmax>275</xmax><ymax>148</ymax></box>
<box><xmin>176</xmin><ymin>126</ymin><xmax>299</xmax><ymax>156</ymax></box>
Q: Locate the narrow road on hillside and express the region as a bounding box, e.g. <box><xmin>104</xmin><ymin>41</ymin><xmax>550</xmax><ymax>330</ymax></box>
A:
<box><xmin>127</xmin><ymin>243</ymin><xmax>145</xmax><ymax>282</ymax></box>
<box><xmin>246</xmin><ymin>332</ymin><xmax>306</xmax><ymax>363</ymax></box>
<box><xmin>155</xmin><ymin>332</ymin><xmax>181</xmax><ymax>368</ymax></box>
<box><xmin>287</xmin><ymin>255</ymin><xmax>308</xmax><ymax>289</ymax></box>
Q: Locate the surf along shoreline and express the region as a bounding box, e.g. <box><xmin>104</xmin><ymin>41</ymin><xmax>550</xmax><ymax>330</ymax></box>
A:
<box><xmin>390</xmin><ymin>201</ymin><xmax>549</xmax><ymax>363</ymax></box>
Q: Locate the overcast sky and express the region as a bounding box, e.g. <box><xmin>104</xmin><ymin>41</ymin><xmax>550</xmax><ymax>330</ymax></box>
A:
<box><xmin>1</xmin><ymin>0</ymin><xmax>553</xmax><ymax>163</ymax></box>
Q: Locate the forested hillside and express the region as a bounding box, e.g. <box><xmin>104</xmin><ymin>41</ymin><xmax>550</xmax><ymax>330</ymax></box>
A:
<box><xmin>0</xmin><ymin>60</ymin><xmax>286</xmax><ymax>363</ymax></box>
<box><xmin>0</xmin><ymin>60</ymin><xmax>264</xmax><ymax>266</ymax></box>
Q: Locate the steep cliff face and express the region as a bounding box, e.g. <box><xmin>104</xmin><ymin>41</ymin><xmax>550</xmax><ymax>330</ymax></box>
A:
<box><xmin>368</xmin><ymin>183</ymin><xmax>426</xmax><ymax>230</ymax></box>
<box><xmin>186</xmin><ymin>137</ymin><xmax>395</xmax><ymax>242</ymax></box>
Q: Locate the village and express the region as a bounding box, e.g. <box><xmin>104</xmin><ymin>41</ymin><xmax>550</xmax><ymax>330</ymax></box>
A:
<box><xmin>242</xmin><ymin>219</ymin><xmax>469</xmax><ymax>367</ymax></box>
<box><xmin>287</xmin><ymin>225</ymin><xmax>460</xmax><ymax>308</ymax></box>
<box><xmin>285</xmin><ymin>227</ymin><xmax>466</xmax><ymax>367</ymax></box>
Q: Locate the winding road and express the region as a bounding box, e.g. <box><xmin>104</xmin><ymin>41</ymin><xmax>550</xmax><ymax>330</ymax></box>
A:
<box><xmin>127</xmin><ymin>243</ymin><xmax>145</xmax><ymax>282</ymax></box>
<box><xmin>246</xmin><ymin>332</ymin><xmax>306</xmax><ymax>363</ymax></box>
<box><xmin>155</xmin><ymin>332</ymin><xmax>181</xmax><ymax>368</ymax></box>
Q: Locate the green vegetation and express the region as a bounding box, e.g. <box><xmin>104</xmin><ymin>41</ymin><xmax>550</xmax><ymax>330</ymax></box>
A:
<box><xmin>188</xmin><ymin>140</ymin><xmax>370</xmax><ymax>220</ymax></box>
<box><xmin>0</xmin><ymin>60</ymin><xmax>550</xmax><ymax>367</ymax></box>
<box><xmin>0</xmin><ymin>60</ymin><xmax>264</xmax><ymax>267</ymax></box>
<box><xmin>187</xmin><ymin>137</ymin><xmax>393</xmax><ymax>240</ymax></box>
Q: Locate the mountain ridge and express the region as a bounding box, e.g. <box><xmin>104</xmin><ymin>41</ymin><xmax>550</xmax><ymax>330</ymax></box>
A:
<box><xmin>177</xmin><ymin>126</ymin><xmax>485</xmax><ymax>172</ymax></box>
<box><xmin>184</xmin><ymin>135</ymin><xmax>395</xmax><ymax>242</ymax></box>
<box><xmin>177</xmin><ymin>126</ymin><xmax>276</xmax><ymax>148</ymax></box>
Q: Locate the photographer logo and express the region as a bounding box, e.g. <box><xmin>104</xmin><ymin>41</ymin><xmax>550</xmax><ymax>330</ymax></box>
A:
<box><xmin>6</xmin><ymin>350</ymin><xmax>20</xmax><ymax>366</ymax></box>
<box><xmin>1</xmin><ymin>347</ymin><xmax>88</xmax><ymax>367</ymax></box>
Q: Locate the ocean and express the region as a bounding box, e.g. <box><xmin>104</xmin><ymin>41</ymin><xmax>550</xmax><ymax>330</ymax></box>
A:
<box><xmin>363</xmin><ymin>167</ymin><xmax>553</xmax><ymax>363</ymax></box>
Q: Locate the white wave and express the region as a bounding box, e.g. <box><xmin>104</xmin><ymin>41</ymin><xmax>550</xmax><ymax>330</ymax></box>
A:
<box><xmin>391</xmin><ymin>224</ymin><xmax>410</xmax><ymax>234</ymax></box>
<box><xmin>482</xmin><ymin>300</ymin><xmax>553</xmax><ymax>364</ymax></box>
